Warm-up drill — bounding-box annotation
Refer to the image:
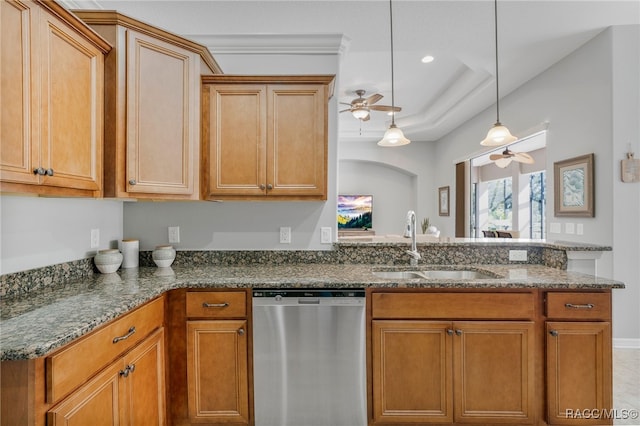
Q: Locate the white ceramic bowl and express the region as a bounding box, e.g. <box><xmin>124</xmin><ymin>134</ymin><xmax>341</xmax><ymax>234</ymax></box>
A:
<box><xmin>94</xmin><ymin>249</ymin><xmax>123</xmax><ymax>274</ymax></box>
<box><xmin>152</xmin><ymin>245</ymin><xmax>176</xmax><ymax>268</ymax></box>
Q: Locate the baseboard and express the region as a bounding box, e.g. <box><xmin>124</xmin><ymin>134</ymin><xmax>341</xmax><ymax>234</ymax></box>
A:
<box><xmin>613</xmin><ymin>338</ymin><xmax>640</xmax><ymax>349</ymax></box>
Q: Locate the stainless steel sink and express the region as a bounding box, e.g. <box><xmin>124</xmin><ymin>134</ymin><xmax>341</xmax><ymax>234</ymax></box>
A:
<box><xmin>370</xmin><ymin>271</ymin><xmax>426</xmax><ymax>279</ymax></box>
<box><xmin>372</xmin><ymin>269</ymin><xmax>496</xmax><ymax>280</ymax></box>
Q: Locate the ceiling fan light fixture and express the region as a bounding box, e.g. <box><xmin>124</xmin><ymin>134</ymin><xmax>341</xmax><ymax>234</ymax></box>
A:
<box><xmin>481</xmin><ymin>122</ymin><xmax>518</xmax><ymax>146</ymax></box>
<box><xmin>377</xmin><ymin>123</ymin><xmax>410</xmax><ymax>147</ymax></box>
<box><xmin>351</xmin><ymin>107</ymin><xmax>370</xmax><ymax>120</ymax></box>
<box><xmin>494</xmin><ymin>157</ymin><xmax>513</xmax><ymax>168</ymax></box>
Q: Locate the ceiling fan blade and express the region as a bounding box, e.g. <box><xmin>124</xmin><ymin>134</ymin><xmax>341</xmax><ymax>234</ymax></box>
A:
<box><xmin>339</xmin><ymin>108</ymin><xmax>352</xmax><ymax>113</ymax></box>
<box><xmin>339</xmin><ymin>102</ymin><xmax>353</xmax><ymax>106</ymax></box>
<box><xmin>365</xmin><ymin>93</ymin><xmax>383</xmax><ymax>105</ymax></box>
<box><xmin>369</xmin><ymin>105</ymin><xmax>402</xmax><ymax>112</ymax></box>
<box><xmin>489</xmin><ymin>153</ymin><xmax>507</xmax><ymax>161</ymax></box>
<box><xmin>513</xmin><ymin>152</ymin><xmax>535</xmax><ymax>164</ymax></box>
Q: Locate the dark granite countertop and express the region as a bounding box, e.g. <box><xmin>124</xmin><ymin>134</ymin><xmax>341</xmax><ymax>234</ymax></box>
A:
<box><xmin>0</xmin><ymin>263</ymin><xmax>624</xmax><ymax>361</ymax></box>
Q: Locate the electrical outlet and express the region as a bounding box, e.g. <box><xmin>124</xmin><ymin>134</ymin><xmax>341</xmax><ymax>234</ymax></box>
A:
<box><xmin>320</xmin><ymin>227</ymin><xmax>332</xmax><ymax>244</ymax></box>
<box><xmin>565</xmin><ymin>223</ymin><xmax>575</xmax><ymax>234</ymax></box>
<box><xmin>90</xmin><ymin>228</ymin><xmax>100</xmax><ymax>248</ymax></box>
<box><xmin>576</xmin><ymin>223</ymin><xmax>584</xmax><ymax>235</ymax></box>
<box><xmin>509</xmin><ymin>250</ymin><xmax>528</xmax><ymax>261</ymax></box>
<box><xmin>279</xmin><ymin>227</ymin><xmax>291</xmax><ymax>244</ymax></box>
<box><xmin>168</xmin><ymin>226</ymin><xmax>180</xmax><ymax>244</ymax></box>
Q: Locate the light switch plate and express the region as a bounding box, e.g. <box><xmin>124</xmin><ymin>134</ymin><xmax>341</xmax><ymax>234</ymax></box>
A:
<box><xmin>509</xmin><ymin>250</ymin><xmax>528</xmax><ymax>261</ymax></box>
<box><xmin>565</xmin><ymin>223</ymin><xmax>575</xmax><ymax>234</ymax></box>
<box><xmin>320</xmin><ymin>227</ymin><xmax>332</xmax><ymax>244</ymax></box>
<box><xmin>90</xmin><ymin>228</ymin><xmax>100</xmax><ymax>248</ymax></box>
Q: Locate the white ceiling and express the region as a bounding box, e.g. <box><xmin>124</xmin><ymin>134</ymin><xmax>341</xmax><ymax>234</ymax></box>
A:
<box><xmin>68</xmin><ymin>0</ymin><xmax>639</xmax><ymax>143</ymax></box>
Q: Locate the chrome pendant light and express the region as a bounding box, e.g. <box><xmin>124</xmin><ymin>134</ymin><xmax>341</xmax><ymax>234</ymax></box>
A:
<box><xmin>481</xmin><ymin>0</ymin><xmax>517</xmax><ymax>147</ymax></box>
<box><xmin>378</xmin><ymin>0</ymin><xmax>410</xmax><ymax>147</ymax></box>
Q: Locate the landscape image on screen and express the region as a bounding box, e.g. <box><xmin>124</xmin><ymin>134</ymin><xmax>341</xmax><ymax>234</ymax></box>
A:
<box><xmin>337</xmin><ymin>195</ymin><xmax>373</xmax><ymax>229</ymax></box>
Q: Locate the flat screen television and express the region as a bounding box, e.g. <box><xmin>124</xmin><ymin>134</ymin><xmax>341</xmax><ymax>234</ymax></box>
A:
<box><xmin>337</xmin><ymin>195</ymin><xmax>373</xmax><ymax>229</ymax></box>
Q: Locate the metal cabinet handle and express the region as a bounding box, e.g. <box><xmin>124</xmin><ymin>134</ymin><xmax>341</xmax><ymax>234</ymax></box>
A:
<box><xmin>33</xmin><ymin>167</ymin><xmax>46</xmax><ymax>175</ymax></box>
<box><xmin>118</xmin><ymin>364</ymin><xmax>136</xmax><ymax>377</ymax></box>
<box><xmin>565</xmin><ymin>303</ymin><xmax>594</xmax><ymax>309</ymax></box>
<box><xmin>129</xmin><ymin>179</ymin><xmax>137</xmax><ymax>185</ymax></box>
<box><xmin>549</xmin><ymin>330</ymin><xmax>559</xmax><ymax>337</ymax></box>
<box><xmin>455</xmin><ymin>329</ymin><xmax>463</xmax><ymax>336</ymax></box>
<box><xmin>238</xmin><ymin>328</ymin><xmax>245</xmax><ymax>336</ymax></box>
<box><xmin>112</xmin><ymin>326</ymin><xmax>136</xmax><ymax>343</ymax></box>
<box><xmin>260</xmin><ymin>184</ymin><xmax>266</xmax><ymax>190</ymax></box>
<box><xmin>202</xmin><ymin>302</ymin><xmax>229</xmax><ymax>308</ymax></box>
<box><xmin>45</xmin><ymin>168</ymin><xmax>54</xmax><ymax>176</ymax></box>
<box><xmin>266</xmin><ymin>183</ymin><xmax>273</xmax><ymax>190</ymax></box>
<box><xmin>446</xmin><ymin>329</ymin><xmax>454</xmax><ymax>335</ymax></box>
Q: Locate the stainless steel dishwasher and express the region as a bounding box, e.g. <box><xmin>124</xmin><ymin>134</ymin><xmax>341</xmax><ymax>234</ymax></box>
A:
<box><xmin>252</xmin><ymin>288</ymin><xmax>366</xmax><ymax>426</ymax></box>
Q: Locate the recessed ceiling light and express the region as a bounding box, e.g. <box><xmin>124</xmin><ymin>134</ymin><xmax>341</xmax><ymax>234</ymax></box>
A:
<box><xmin>421</xmin><ymin>55</ymin><xmax>435</xmax><ymax>64</ymax></box>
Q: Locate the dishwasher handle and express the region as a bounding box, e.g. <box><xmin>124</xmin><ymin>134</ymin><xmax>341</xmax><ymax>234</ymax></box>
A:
<box><xmin>298</xmin><ymin>298</ymin><xmax>320</xmax><ymax>305</ymax></box>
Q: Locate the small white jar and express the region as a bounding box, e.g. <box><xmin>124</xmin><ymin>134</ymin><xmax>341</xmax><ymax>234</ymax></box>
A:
<box><xmin>94</xmin><ymin>249</ymin><xmax>123</xmax><ymax>274</ymax></box>
<box><xmin>152</xmin><ymin>245</ymin><xmax>176</xmax><ymax>267</ymax></box>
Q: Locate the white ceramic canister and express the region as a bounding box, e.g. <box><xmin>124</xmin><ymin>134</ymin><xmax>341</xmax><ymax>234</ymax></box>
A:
<box><xmin>152</xmin><ymin>245</ymin><xmax>176</xmax><ymax>267</ymax></box>
<box><xmin>94</xmin><ymin>249</ymin><xmax>123</xmax><ymax>274</ymax></box>
<box><xmin>119</xmin><ymin>239</ymin><xmax>139</xmax><ymax>268</ymax></box>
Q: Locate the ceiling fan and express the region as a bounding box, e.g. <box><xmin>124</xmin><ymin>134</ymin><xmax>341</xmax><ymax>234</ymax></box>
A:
<box><xmin>339</xmin><ymin>89</ymin><xmax>401</xmax><ymax>121</ymax></box>
<box><xmin>490</xmin><ymin>148</ymin><xmax>534</xmax><ymax>168</ymax></box>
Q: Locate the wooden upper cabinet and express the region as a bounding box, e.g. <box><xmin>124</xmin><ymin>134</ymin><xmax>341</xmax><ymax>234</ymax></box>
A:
<box><xmin>73</xmin><ymin>10</ymin><xmax>222</xmax><ymax>200</ymax></box>
<box><xmin>1</xmin><ymin>0</ymin><xmax>110</xmax><ymax>197</ymax></box>
<box><xmin>202</xmin><ymin>75</ymin><xmax>335</xmax><ymax>201</ymax></box>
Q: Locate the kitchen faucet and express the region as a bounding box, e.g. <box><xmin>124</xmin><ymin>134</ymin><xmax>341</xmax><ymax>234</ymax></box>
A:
<box><xmin>404</xmin><ymin>210</ymin><xmax>421</xmax><ymax>266</ymax></box>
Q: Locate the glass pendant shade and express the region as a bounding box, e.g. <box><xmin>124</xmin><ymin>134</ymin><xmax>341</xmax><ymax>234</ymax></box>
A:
<box><xmin>481</xmin><ymin>122</ymin><xmax>518</xmax><ymax>146</ymax></box>
<box><xmin>377</xmin><ymin>124</ymin><xmax>410</xmax><ymax>147</ymax></box>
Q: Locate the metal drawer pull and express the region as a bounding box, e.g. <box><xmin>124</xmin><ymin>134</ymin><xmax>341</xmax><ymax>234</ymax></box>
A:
<box><xmin>238</xmin><ymin>328</ymin><xmax>245</xmax><ymax>336</ymax></box>
<box><xmin>202</xmin><ymin>302</ymin><xmax>229</xmax><ymax>308</ymax></box>
<box><xmin>112</xmin><ymin>326</ymin><xmax>136</xmax><ymax>343</ymax></box>
<box><xmin>118</xmin><ymin>364</ymin><xmax>136</xmax><ymax>377</ymax></box>
<box><xmin>446</xmin><ymin>329</ymin><xmax>454</xmax><ymax>335</ymax></box>
<box><xmin>549</xmin><ymin>330</ymin><xmax>559</xmax><ymax>337</ymax></box>
<box><xmin>565</xmin><ymin>303</ymin><xmax>595</xmax><ymax>309</ymax></box>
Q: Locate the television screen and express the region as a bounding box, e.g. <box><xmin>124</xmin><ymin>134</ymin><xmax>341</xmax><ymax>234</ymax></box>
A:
<box><xmin>337</xmin><ymin>195</ymin><xmax>373</xmax><ymax>229</ymax></box>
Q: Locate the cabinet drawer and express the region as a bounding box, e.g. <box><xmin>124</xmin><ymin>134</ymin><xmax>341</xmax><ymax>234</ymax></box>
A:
<box><xmin>371</xmin><ymin>292</ymin><xmax>535</xmax><ymax>319</ymax></box>
<box><xmin>546</xmin><ymin>292</ymin><xmax>611</xmax><ymax>320</ymax></box>
<box><xmin>46</xmin><ymin>296</ymin><xmax>164</xmax><ymax>403</ymax></box>
<box><xmin>186</xmin><ymin>291</ymin><xmax>247</xmax><ymax>318</ymax></box>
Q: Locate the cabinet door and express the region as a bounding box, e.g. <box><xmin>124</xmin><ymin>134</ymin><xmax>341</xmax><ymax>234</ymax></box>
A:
<box><xmin>205</xmin><ymin>84</ymin><xmax>267</xmax><ymax>197</ymax></box>
<box><xmin>453</xmin><ymin>321</ymin><xmax>534</xmax><ymax>424</ymax></box>
<box><xmin>125</xmin><ymin>29</ymin><xmax>198</xmax><ymax>196</ymax></box>
<box><xmin>267</xmin><ymin>84</ymin><xmax>327</xmax><ymax>198</ymax></box>
<box><xmin>546</xmin><ymin>322</ymin><xmax>612</xmax><ymax>425</ymax></box>
<box><xmin>47</xmin><ymin>360</ymin><xmax>125</xmax><ymax>426</ymax></box>
<box><xmin>38</xmin><ymin>9</ymin><xmax>103</xmax><ymax>192</ymax></box>
<box><xmin>372</xmin><ymin>320</ymin><xmax>453</xmax><ymax>424</ymax></box>
<box><xmin>123</xmin><ymin>328</ymin><xmax>166</xmax><ymax>426</ymax></box>
<box><xmin>0</xmin><ymin>0</ymin><xmax>39</xmax><ymax>186</ymax></box>
<box><xmin>186</xmin><ymin>320</ymin><xmax>249</xmax><ymax>424</ymax></box>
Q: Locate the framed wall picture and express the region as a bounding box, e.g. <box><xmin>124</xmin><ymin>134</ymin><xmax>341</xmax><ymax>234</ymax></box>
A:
<box><xmin>554</xmin><ymin>153</ymin><xmax>595</xmax><ymax>217</ymax></box>
<box><xmin>438</xmin><ymin>186</ymin><xmax>450</xmax><ymax>216</ymax></box>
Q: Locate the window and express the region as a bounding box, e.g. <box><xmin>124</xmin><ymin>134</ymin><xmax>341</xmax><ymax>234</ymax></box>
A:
<box><xmin>469</xmin><ymin>131</ymin><xmax>547</xmax><ymax>239</ymax></box>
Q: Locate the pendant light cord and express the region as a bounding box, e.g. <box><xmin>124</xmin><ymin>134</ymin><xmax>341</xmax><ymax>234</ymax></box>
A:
<box><xmin>389</xmin><ymin>0</ymin><xmax>396</xmax><ymax>126</ymax></box>
<box><xmin>494</xmin><ymin>0</ymin><xmax>500</xmax><ymax>123</ymax></box>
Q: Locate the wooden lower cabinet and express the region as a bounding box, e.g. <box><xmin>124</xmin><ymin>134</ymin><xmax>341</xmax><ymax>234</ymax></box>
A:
<box><xmin>372</xmin><ymin>320</ymin><xmax>534</xmax><ymax>424</ymax></box>
<box><xmin>186</xmin><ymin>320</ymin><xmax>249</xmax><ymax>424</ymax></box>
<box><xmin>546</xmin><ymin>322</ymin><xmax>612</xmax><ymax>425</ymax></box>
<box><xmin>47</xmin><ymin>328</ymin><xmax>166</xmax><ymax>426</ymax></box>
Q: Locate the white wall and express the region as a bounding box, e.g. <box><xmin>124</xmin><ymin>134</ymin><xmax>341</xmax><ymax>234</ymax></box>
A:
<box><xmin>123</xmin><ymin>53</ymin><xmax>341</xmax><ymax>251</ymax></box>
<box><xmin>429</xmin><ymin>27</ymin><xmax>638</xmax><ymax>342</ymax></box>
<box><xmin>338</xmin><ymin>139</ymin><xmax>440</xmax><ymax>234</ymax></box>
<box><xmin>0</xmin><ymin>196</ymin><xmax>123</xmax><ymax>274</ymax></box>
<box><xmin>338</xmin><ymin>159</ymin><xmax>414</xmax><ymax>235</ymax></box>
